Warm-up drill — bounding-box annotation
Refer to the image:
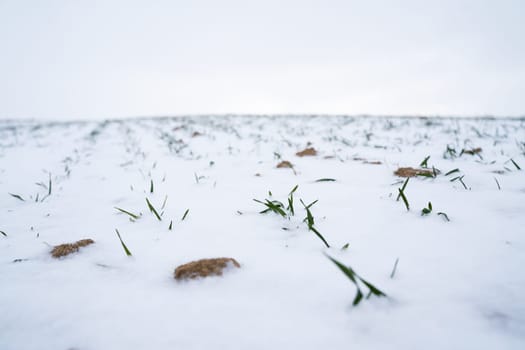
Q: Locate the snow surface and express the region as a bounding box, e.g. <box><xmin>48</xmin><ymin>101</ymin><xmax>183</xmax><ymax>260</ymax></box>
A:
<box><xmin>1</xmin><ymin>115</ymin><xmax>524</xmax><ymax>350</ymax></box>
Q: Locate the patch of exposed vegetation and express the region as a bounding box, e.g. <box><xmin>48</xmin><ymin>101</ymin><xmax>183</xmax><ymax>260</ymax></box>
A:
<box><xmin>174</xmin><ymin>257</ymin><xmax>241</xmax><ymax>280</ymax></box>
<box><xmin>51</xmin><ymin>239</ymin><xmax>95</xmax><ymax>258</ymax></box>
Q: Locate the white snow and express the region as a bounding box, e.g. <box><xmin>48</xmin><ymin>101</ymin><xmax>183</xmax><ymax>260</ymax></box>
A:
<box><xmin>1</xmin><ymin>115</ymin><xmax>524</xmax><ymax>349</ymax></box>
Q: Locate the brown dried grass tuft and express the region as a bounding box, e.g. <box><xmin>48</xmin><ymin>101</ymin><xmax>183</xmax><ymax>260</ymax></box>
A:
<box><xmin>174</xmin><ymin>257</ymin><xmax>240</xmax><ymax>280</ymax></box>
<box><xmin>75</xmin><ymin>239</ymin><xmax>95</xmax><ymax>247</ymax></box>
<box><xmin>276</xmin><ymin>160</ymin><xmax>293</xmax><ymax>168</ymax></box>
<box><xmin>394</xmin><ymin>167</ymin><xmax>433</xmax><ymax>178</ymax></box>
<box><xmin>463</xmin><ymin>147</ymin><xmax>482</xmax><ymax>155</ymax></box>
<box><xmin>51</xmin><ymin>239</ymin><xmax>95</xmax><ymax>258</ymax></box>
<box><xmin>296</xmin><ymin>147</ymin><xmax>317</xmax><ymax>157</ymax></box>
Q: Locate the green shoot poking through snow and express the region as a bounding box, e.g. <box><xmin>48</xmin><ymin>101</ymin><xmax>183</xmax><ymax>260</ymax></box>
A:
<box><xmin>396</xmin><ymin>178</ymin><xmax>410</xmax><ymax>211</ymax></box>
<box><xmin>437</xmin><ymin>212</ymin><xmax>450</xmax><ymax>222</ymax></box>
<box><xmin>326</xmin><ymin>254</ymin><xmax>387</xmax><ymax>306</ymax></box>
<box><xmin>494</xmin><ymin>177</ymin><xmax>501</xmax><ymax>190</ymax></box>
<box><xmin>114</xmin><ymin>207</ymin><xmax>140</xmax><ymax>220</ymax></box>
<box><xmin>396</xmin><ymin>178</ymin><xmax>409</xmax><ymax>201</ymax></box>
<box><xmin>181</xmin><ymin>209</ymin><xmax>189</xmax><ymax>221</ymax></box>
<box><xmin>115</xmin><ymin>229</ymin><xmax>132</xmax><ymax>256</ymax></box>
<box><xmin>421</xmin><ymin>202</ymin><xmax>433</xmax><ymax>216</ymax></box>
<box><xmin>161</xmin><ymin>195</ymin><xmax>168</xmax><ymax>210</ymax></box>
<box><xmin>253</xmin><ymin>198</ymin><xmax>286</xmax><ymax>217</ymax></box>
<box><xmin>315</xmin><ymin>178</ymin><xmax>336</xmax><ymax>182</ymax></box>
<box><xmin>254</xmin><ymin>187</ymin><xmax>330</xmax><ymax>248</ymax></box>
<box><xmin>0</xmin><ymin>230</ymin><xmax>7</xmax><ymax>237</ymax></box>
<box><xmin>9</xmin><ymin>193</ymin><xmax>25</xmax><ymax>201</ymax></box>
<box><xmin>510</xmin><ymin>158</ymin><xmax>521</xmax><ymax>170</ymax></box>
<box><xmin>445</xmin><ymin>168</ymin><xmax>460</xmax><ymax>176</ymax></box>
<box><xmin>287</xmin><ymin>185</ymin><xmax>298</xmax><ymax>216</ymax></box>
<box><xmin>146</xmin><ymin>198</ymin><xmax>162</xmax><ymax>221</ymax></box>
<box><xmin>48</xmin><ymin>173</ymin><xmax>52</xmax><ymax>196</ymax></box>
<box><xmin>443</xmin><ymin>145</ymin><xmax>457</xmax><ymax>159</ymax></box>
<box><xmin>420</xmin><ymin>155</ymin><xmax>430</xmax><ymax>168</ymax></box>
<box><xmin>390</xmin><ymin>258</ymin><xmax>399</xmax><ymax>279</ymax></box>
<box><xmin>300</xmin><ymin>199</ymin><xmax>330</xmax><ymax>248</ymax></box>
<box><xmin>450</xmin><ymin>175</ymin><xmax>469</xmax><ymax>190</ymax></box>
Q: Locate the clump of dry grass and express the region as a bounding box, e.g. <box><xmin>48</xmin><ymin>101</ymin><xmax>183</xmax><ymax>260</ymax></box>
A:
<box><xmin>462</xmin><ymin>147</ymin><xmax>482</xmax><ymax>155</ymax></box>
<box><xmin>296</xmin><ymin>147</ymin><xmax>317</xmax><ymax>157</ymax></box>
<box><xmin>51</xmin><ymin>239</ymin><xmax>95</xmax><ymax>258</ymax></box>
<box><xmin>394</xmin><ymin>167</ymin><xmax>433</xmax><ymax>178</ymax></box>
<box><xmin>276</xmin><ymin>160</ymin><xmax>293</xmax><ymax>168</ymax></box>
<box><xmin>75</xmin><ymin>239</ymin><xmax>95</xmax><ymax>247</ymax></box>
<box><xmin>174</xmin><ymin>257</ymin><xmax>240</xmax><ymax>280</ymax></box>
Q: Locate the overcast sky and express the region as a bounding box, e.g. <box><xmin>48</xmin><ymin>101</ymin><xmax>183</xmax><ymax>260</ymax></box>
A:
<box><xmin>1</xmin><ymin>0</ymin><xmax>524</xmax><ymax>120</ymax></box>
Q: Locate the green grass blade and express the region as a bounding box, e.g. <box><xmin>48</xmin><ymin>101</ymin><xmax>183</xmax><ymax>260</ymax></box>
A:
<box><xmin>115</xmin><ymin>229</ymin><xmax>132</xmax><ymax>256</ymax></box>
<box><xmin>253</xmin><ymin>198</ymin><xmax>286</xmax><ymax>217</ymax></box>
<box><xmin>300</xmin><ymin>198</ymin><xmax>318</xmax><ymax>210</ymax></box>
<box><xmin>421</xmin><ymin>202</ymin><xmax>432</xmax><ymax>215</ymax></box>
<box><xmin>181</xmin><ymin>209</ymin><xmax>189</xmax><ymax>221</ymax></box>
<box><xmin>445</xmin><ymin>168</ymin><xmax>460</xmax><ymax>176</ymax></box>
<box><xmin>0</xmin><ymin>230</ymin><xmax>7</xmax><ymax>237</ymax></box>
<box><xmin>302</xmin><ymin>203</ymin><xmax>315</xmax><ymax>227</ymax></box>
<box><xmin>161</xmin><ymin>195</ymin><xmax>168</xmax><ymax>210</ymax></box>
<box><xmin>146</xmin><ymin>198</ymin><xmax>162</xmax><ymax>221</ymax></box>
<box><xmin>353</xmin><ymin>288</ymin><xmax>364</xmax><ymax>306</ymax></box>
<box><xmin>114</xmin><ymin>207</ymin><xmax>140</xmax><ymax>220</ymax></box>
<box><xmin>420</xmin><ymin>155</ymin><xmax>430</xmax><ymax>168</ymax></box>
<box><xmin>458</xmin><ymin>176</ymin><xmax>468</xmax><ymax>190</ymax></box>
<box><xmin>310</xmin><ymin>226</ymin><xmax>330</xmax><ymax>248</ymax></box>
<box><xmin>358</xmin><ymin>276</ymin><xmax>387</xmax><ymax>297</ymax></box>
<box><xmin>398</xmin><ymin>189</ymin><xmax>410</xmax><ymax>211</ymax></box>
<box><xmin>9</xmin><ymin>193</ymin><xmax>25</xmax><ymax>201</ymax></box>
<box><xmin>326</xmin><ymin>254</ymin><xmax>359</xmax><ymax>283</ymax></box>
<box><xmin>390</xmin><ymin>258</ymin><xmax>399</xmax><ymax>279</ymax></box>
<box><xmin>396</xmin><ymin>178</ymin><xmax>409</xmax><ymax>201</ymax></box>
<box><xmin>48</xmin><ymin>173</ymin><xmax>52</xmax><ymax>196</ymax></box>
<box><xmin>437</xmin><ymin>212</ymin><xmax>450</xmax><ymax>222</ymax></box>
<box><xmin>315</xmin><ymin>178</ymin><xmax>336</xmax><ymax>182</ymax></box>
<box><xmin>417</xmin><ymin>172</ymin><xmax>434</xmax><ymax>178</ymax></box>
<box><xmin>325</xmin><ymin>254</ymin><xmax>363</xmax><ymax>305</ymax></box>
<box><xmin>266</xmin><ymin>200</ymin><xmax>286</xmax><ymax>217</ymax></box>
<box><xmin>287</xmin><ymin>197</ymin><xmax>295</xmax><ymax>216</ymax></box>
<box><xmin>494</xmin><ymin>177</ymin><xmax>501</xmax><ymax>190</ymax></box>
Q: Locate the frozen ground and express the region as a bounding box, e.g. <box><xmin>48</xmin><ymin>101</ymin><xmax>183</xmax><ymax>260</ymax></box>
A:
<box><xmin>1</xmin><ymin>115</ymin><xmax>524</xmax><ymax>350</ymax></box>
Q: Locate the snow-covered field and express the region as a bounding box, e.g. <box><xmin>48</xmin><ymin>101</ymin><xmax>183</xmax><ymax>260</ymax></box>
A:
<box><xmin>1</xmin><ymin>115</ymin><xmax>524</xmax><ymax>350</ymax></box>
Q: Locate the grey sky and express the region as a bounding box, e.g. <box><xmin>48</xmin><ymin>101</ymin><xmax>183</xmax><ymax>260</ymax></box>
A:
<box><xmin>1</xmin><ymin>0</ymin><xmax>524</xmax><ymax>119</ymax></box>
